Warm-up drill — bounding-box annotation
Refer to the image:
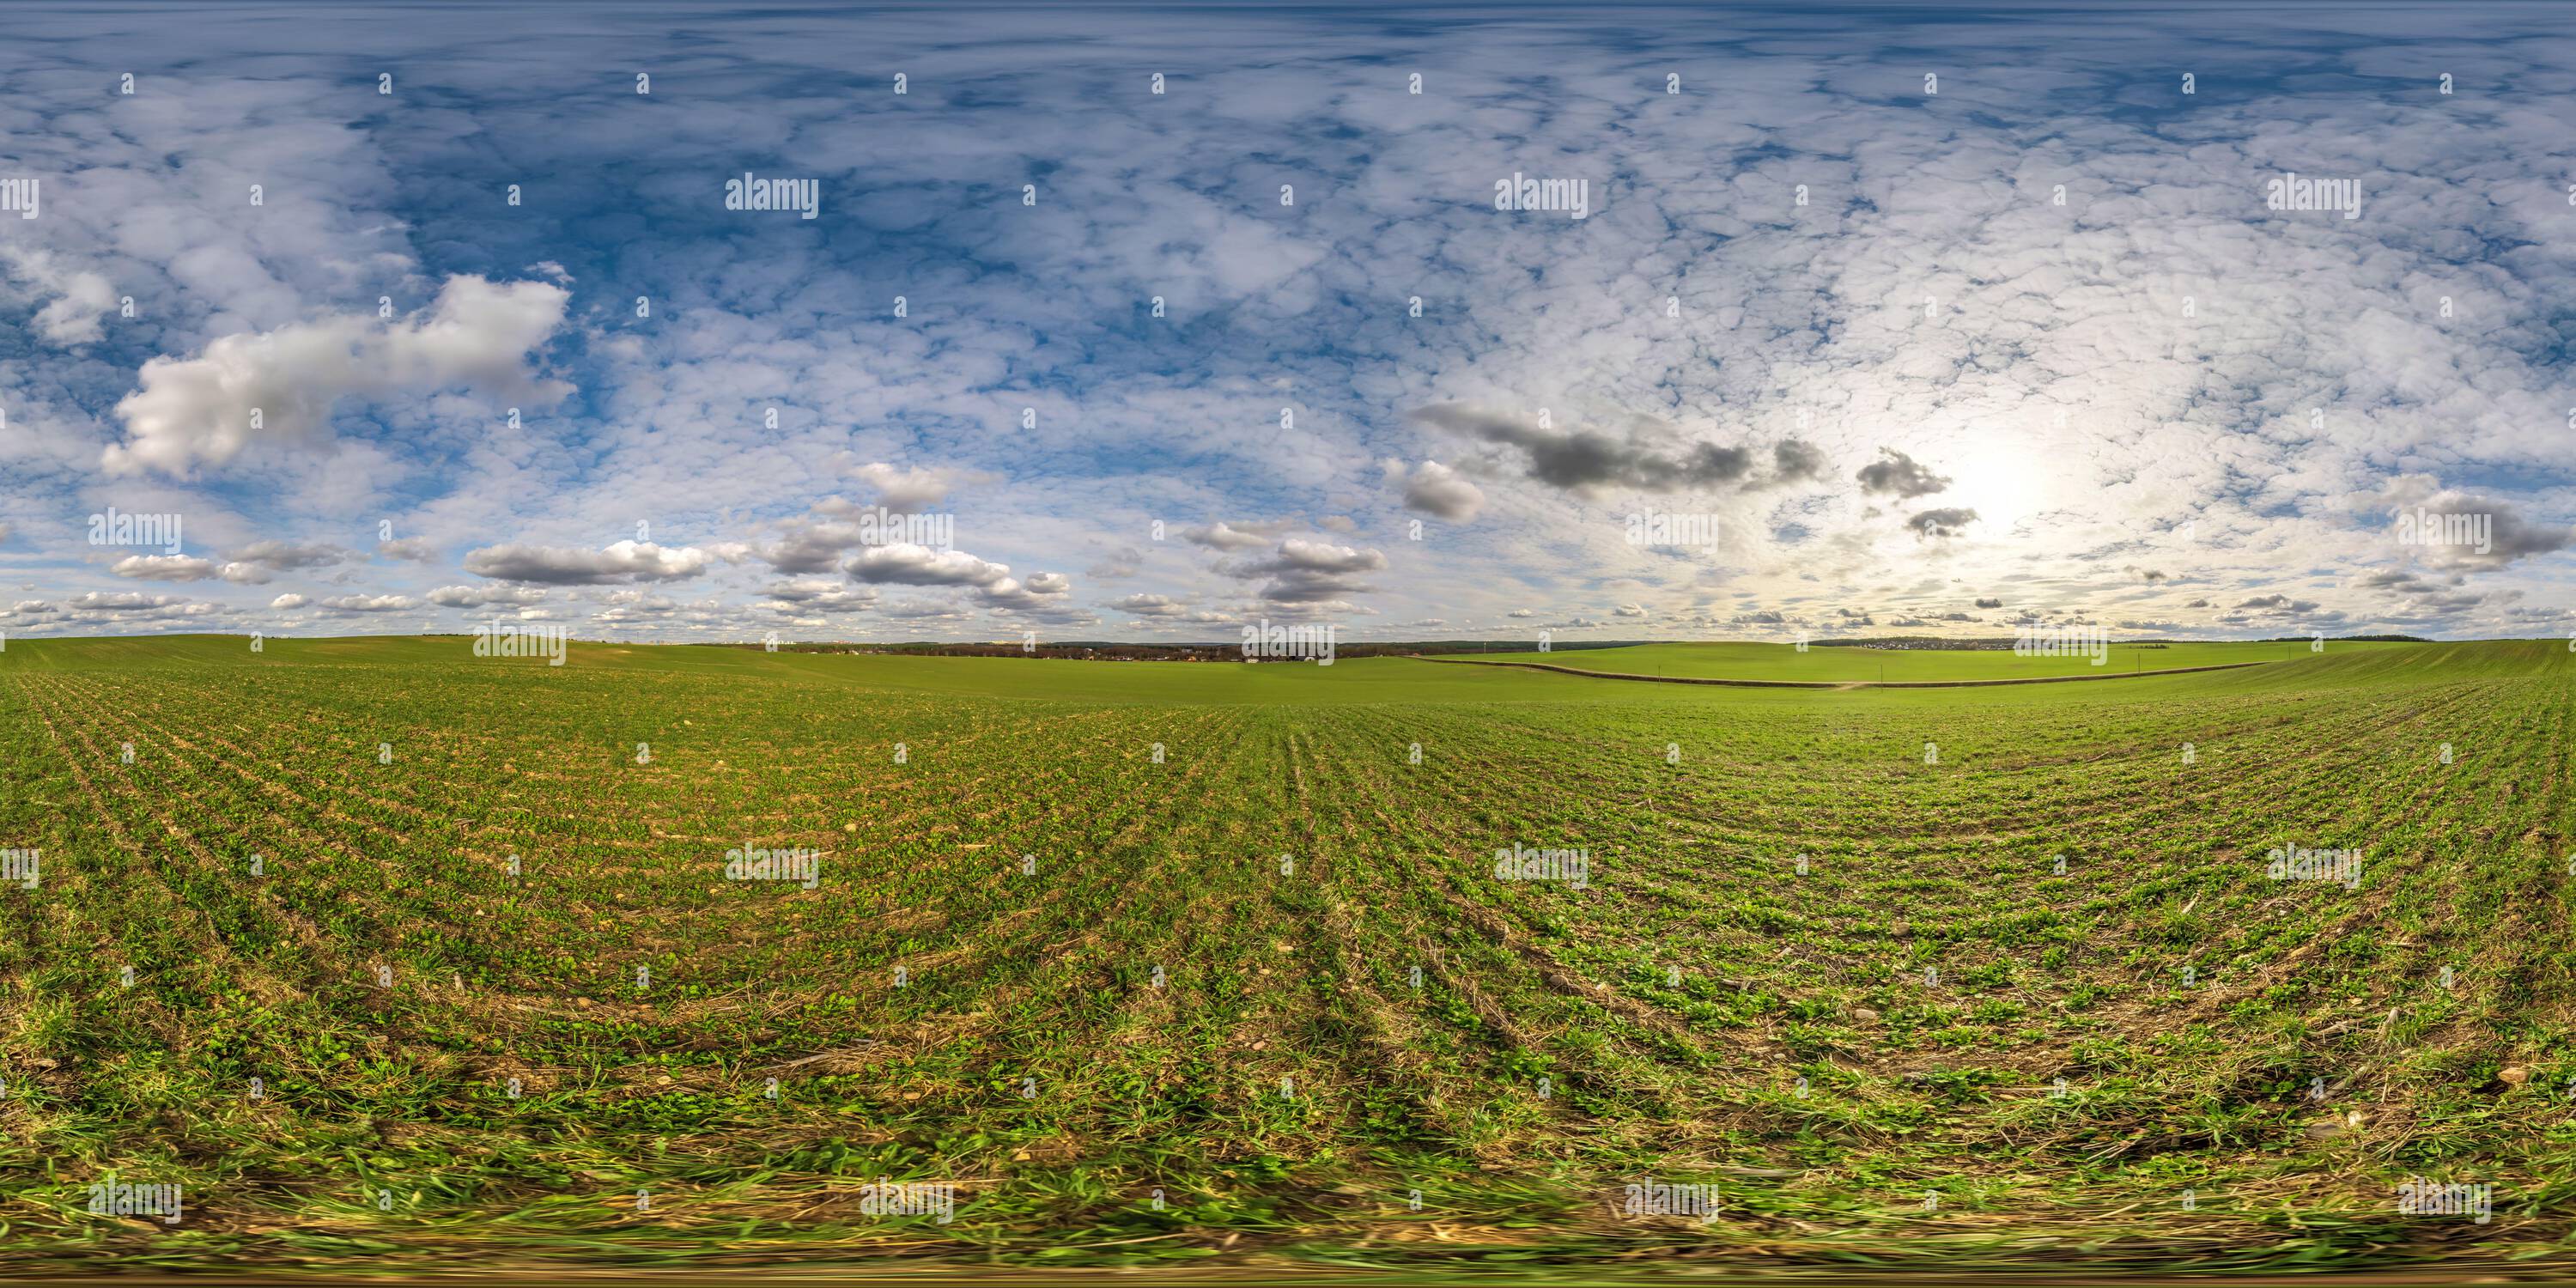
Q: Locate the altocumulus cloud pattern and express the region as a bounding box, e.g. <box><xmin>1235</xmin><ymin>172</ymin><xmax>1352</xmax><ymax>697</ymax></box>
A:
<box><xmin>0</xmin><ymin>2</ymin><xmax>2567</xmax><ymax>637</ymax></box>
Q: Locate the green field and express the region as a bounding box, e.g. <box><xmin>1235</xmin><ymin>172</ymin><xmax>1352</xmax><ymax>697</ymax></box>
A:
<box><xmin>1433</xmin><ymin>640</ymin><xmax>2405</xmax><ymax>684</ymax></box>
<box><xmin>1</xmin><ymin>635</ymin><xmax>2569</xmax><ymax>1275</ymax></box>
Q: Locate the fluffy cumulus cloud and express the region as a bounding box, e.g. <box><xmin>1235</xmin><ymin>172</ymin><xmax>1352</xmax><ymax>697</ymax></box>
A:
<box><xmin>1181</xmin><ymin>521</ymin><xmax>1285</xmax><ymax>551</ymax></box>
<box><xmin>0</xmin><ymin>4</ymin><xmax>2568</xmax><ymax>642</ymax></box>
<box><xmin>1216</xmin><ymin>539</ymin><xmax>1389</xmax><ymax>605</ymax></box>
<box><xmin>839</xmin><ymin>544</ymin><xmax>1073</xmax><ymax>616</ymax></box>
<box><xmin>852</xmin><ymin>463</ymin><xmax>994</xmax><ymax>511</ymax></box>
<box><xmin>1398</xmin><ymin>460</ymin><xmax>1485</xmax><ymax>522</ymax></box>
<box><xmin>107</xmin><ymin>543</ymin><xmax>346</xmax><ymax>586</ymax></box>
<box><xmin>105</xmin><ymin>275</ymin><xmax>572</xmax><ymax>477</ymax></box>
<box><xmin>1109</xmin><ymin>592</ymin><xmax>1187</xmax><ymax>617</ymax></box>
<box><xmin>316</xmin><ymin>594</ymin><xmax>419</xmax><ymax>613</ymax></box>
<box><xmin>1857</xmin><ymin>450</ymin><xmax>1952</xmax><ymax>500</ymax></box>
<box><xmin>764</xmin><ymin>579</ymin><xmax>877</xmax><ymax>614</ymax></box>
<box><xmin>109</xmin><ymin>555</ymin><xmax>219</xmax><ymax>581</ymax></box>
<box><xmin>848</xmin><ymin>544</ymin><xmax>1014</xmax><ymax>588</ymax></box>
<box><xmin>463</xmin><ymin>541</ymin><xmax>713</xmax><ymax>586</ymax></box>
<box><xmin>60</xmin><ymin>591</ymin><xmax>216</xmax><ymax>620</ymax></box>
<box><xmin>428</xmin><ymin>584</ymin><xmax>548</xmax><ymax>608</ymax></box>
<box><xmin>4</xmin><ymin>247</ymin><xmax>118</xmax><ymax>345</ymax></box>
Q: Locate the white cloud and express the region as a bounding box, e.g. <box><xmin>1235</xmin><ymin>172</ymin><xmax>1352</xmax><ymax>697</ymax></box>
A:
<box><xmin>64</xmin><ymin>591</ymin><xmax>212</xmax><ymax>616</ymax></box>
<box><xmin>851</xmin><ymin>462</ymin><xmax>995</xmax><ymax>510</ymax></box>
<box><xmin>1180</xmin><ymin>521</ymin><xmax>1282</xmax><ymax>550</ymax></box>
<box><xmin>1109</xmin><ymin>592</ymin><xmax>1186</xmax><ymax>617</ymax></box>
<box><xmin>3</xmin><ymin>247</ymin><xmax>118</xmax><ymax>345</ymax></box>
<box><xmin>106</xmin><ymin>274</ymin><xmax>573</xmax><ymax>476</ymax></box>
<box><xmin>317</xmin><ymin>594</ymin><xmax>419</xmax><ymax>612</ymax></box>
<box><xmin>111</xmin><ymin>554</ymin><xmax>217</xmax><ymax>581</ymax></box>
<box><xmin>847</xmin><ymin>544</ymin><xmax>1012</xmax><ymax>587</ymax></box>
<box><xmin>463</xmin><ymin>539</ymin><xmax>710</xmax><ymax>585</ymax></box>
<box><xmin>428</xmin><ymin>584</ymin><xmax>548</xmax><ymax>608</ymax></box>
<box><xmin>843</xmin><ymin>544</ymin><xmax>1072</xmax><ymax>614</ymax></box>
<box><xmin>764</xmin><ymin>579</ymin><xmax>877</xmax><ymax>613</ymax></box>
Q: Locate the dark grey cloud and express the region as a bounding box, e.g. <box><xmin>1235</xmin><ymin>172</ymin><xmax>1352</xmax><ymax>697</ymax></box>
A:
<box><xmin>2235</xmin><ymin>593</ymin><xmax>2320</xmax><ymax>612</ymax></box>
<box><xmin>1410</xmin><ymin>404</ymin><xmax>1807</xmax><ymax>495</ymax></box>
<box><xmin>1907</xmin><ymin>508</ymin><xmax>1978</xmax><ymax>538</ymax></box>
<box><xmin>1215</xmin><ymin>538</ymin><xmax>1388</xmax><ymax>604</ymax></box>
<box><xmin>1108</xmin><ymin>593</ymin><xmax>1187</xmax><ymax>617</ymax></box>
<box><xmin>1086</xmin><ymin>546</ymin><xmax>1145</xmax><ymax>579</ymax></box>
<box><xmin>2391</xmin><ymin>489</ymin><xmax>2571</xmax><ymax>569</ymax></box>
<box><xmin>759</xmin><ymin>519</ymin><xmax>872</xmax><ymax>574</ymax></box>
<box><xmin>1857</xmin><ymin>449</ymin><xmax>1952</xmax><ymax>499</ymax></box>
<box><xmin>228</xmin><ymin>540</ymin><xmax>351</xmax><ymax>573</ymax></box>
<box><xmin>1772</xmin><ymin>440</ymin><xmax>1829</xmax><ymax>483</ymax></box>
<box><xmin>763</xmin><ymin>579</ymin><xmax>876</xmax><ymax>613</ymax></box>
<box><xmin>1399</xmin><ymin>461</ymin><xmax>1485</xmax><ymax>521</ymax></box>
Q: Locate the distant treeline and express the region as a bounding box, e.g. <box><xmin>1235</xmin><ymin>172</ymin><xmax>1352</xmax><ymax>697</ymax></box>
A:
<box><xmin>716</xmin><ymin>639</ymin><xmax>1640</xmax><ymax>660</ymax></box>
<box><xmin>714</xmin><ymin>634</ymin><xmax>2431</xmax><ymax>659</ymax></box>
<box><xmin>1819</xmin><ymin>635</ymin><xmax>2432</xmax><ymax>650</ymax></box>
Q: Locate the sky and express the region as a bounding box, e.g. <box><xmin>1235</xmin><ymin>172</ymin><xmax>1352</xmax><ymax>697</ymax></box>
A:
<box><xmin>3</xmin><ymin>0</ymin><xmax>2573</xmax><ymax>644</ymax></box>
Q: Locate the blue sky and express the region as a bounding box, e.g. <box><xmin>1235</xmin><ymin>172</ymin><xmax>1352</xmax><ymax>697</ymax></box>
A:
<box><xmin>3</xmin><ymin>1</ymin><xmax>2573</xmax><ymax>641</ymax></box>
